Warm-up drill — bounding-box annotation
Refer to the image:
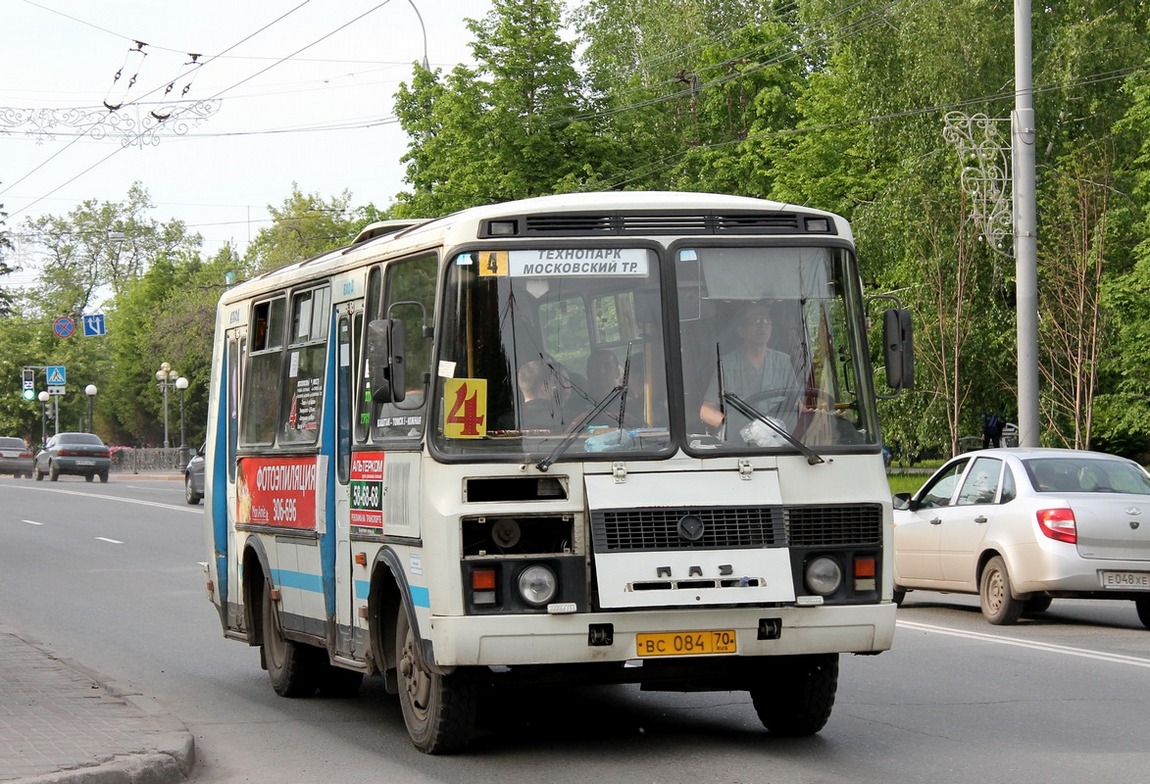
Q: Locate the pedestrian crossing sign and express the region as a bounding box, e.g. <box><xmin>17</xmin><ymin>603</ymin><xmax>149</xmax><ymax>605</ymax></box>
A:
<box><xmin>47</xmin><ymin>366</ymin><xmax>66</xmax><ymax>385</ymax></box>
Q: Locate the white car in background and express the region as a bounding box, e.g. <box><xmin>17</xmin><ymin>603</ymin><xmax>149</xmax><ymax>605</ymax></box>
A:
<box><xmin>892</xmin><ymin>448</ymin><xmax>1150</xmax><ymax>628</ymax></box>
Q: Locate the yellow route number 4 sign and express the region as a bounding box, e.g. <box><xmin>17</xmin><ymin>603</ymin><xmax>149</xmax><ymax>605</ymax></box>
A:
<box><xmin>443</xmin><ymin>378</ymin><xmax>488</xmax><ymax>438</ymax></box>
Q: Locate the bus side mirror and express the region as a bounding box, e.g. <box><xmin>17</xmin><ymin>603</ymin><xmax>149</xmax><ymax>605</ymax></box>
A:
<box><xmin>883</xmin><ymin>309</ymin><xmax>914</xmax><ymax>389</ymax></box>
<box><xmin>366</xmin><ymin>318</ymin><xmax>406</xmax><ymax>403</ymax></box>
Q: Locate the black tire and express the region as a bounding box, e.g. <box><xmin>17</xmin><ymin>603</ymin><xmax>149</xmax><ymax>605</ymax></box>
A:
<box><xmin>85</xmin><ymin>473</ymin><xmax>94</xmax><ymax>482</ymax></box>
<box><xmin>99</xmin><ymin>471</ymin><xmax>109</xmax><ymax>483</ymax></box>
<box><xmin>261</xmin><ymin>582</ymin><xmax>319</xmax><ymax>698</ymax></box>
<box><xmin>185</xmin><ymin>474</ymin><xmax>202</xmax><ymax>504</ymax></box>
<box><xmin>1023</xmin><ymin>595</ymin><xmax>1053</xmax><ymax>615</ymax></box>
<box><xmin>49</xmin><ymin>463</ymin><xmax>59</xmax><ymax>481</ymax></box>
<box><xmin>1135</xmin><ymin>597</ymin><xmax>1150</xmax><ymax>631</ymax></box>
<box><xmin>750</xmin><ymin>653</ymin><xmax>839</xmax><ymax>736</ymax></box>
<box><xmin>979</xmin><ymin>556</ymin><xmax>1024</xmax><ymax>625</ymax></box>
<box><xmin>396</xmin><ymin>605</ymin><xmax>477</xmax><ymax>754</ymax></box>
<box><xmin>35</xmin><ymin>468</ymin><xmax>44</xmax><ymax>481</ymax></box>
<box><xmin>893</xmin><ymin>586</ymin><xmax>906</xmax><ymax>607</ymax></box>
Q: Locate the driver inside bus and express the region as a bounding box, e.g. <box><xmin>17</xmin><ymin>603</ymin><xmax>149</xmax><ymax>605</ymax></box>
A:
<box><xmin>699</xmin><ymin>302</ymin><xmax>801</xmax><ymax>432</ymax></box>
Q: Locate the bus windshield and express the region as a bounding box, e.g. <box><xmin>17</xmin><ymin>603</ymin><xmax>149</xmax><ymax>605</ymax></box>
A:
<box><xmin>433</xmin><ymin>247</ymin><xmax>672</xmax><ymax>460</ymax></box>
<box><xmin>677</xmin><ymin>244</ymin><xmax>879</xmax><ymax>455</ymax></box>
<box><xmin>431</xmin><ymin>242</ymin><xmax>879</xmax><ymax>461</ymax></box>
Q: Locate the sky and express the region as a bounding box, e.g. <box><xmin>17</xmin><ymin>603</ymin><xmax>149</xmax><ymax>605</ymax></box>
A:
<box><xmin>0</xmin><ymin>0</ymin><xmax>492</xmax><ymax>285</ymax></box>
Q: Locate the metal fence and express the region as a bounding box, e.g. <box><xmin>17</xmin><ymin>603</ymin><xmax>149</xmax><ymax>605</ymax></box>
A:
<box><xmin>110</xmin><ymin>446</ymin><xmax>191</xmax><ymax>474</ymax></box>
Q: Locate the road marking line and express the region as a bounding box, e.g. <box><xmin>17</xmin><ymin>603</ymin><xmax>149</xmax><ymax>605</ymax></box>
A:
<box><xmin>897</xmin><ymin>619</ymin><xmax>1150</xmax><ymax>668</ymax></box>
<box><xmin>22</xmin><ymin>519</ymin><xmax>43</xmax><ymax>525</ymax></box>
<box><xmin>6</xmin><ymin>485</ymin><xmax>202</xmax><ymax>515</ymax></box>
<box><xmin>95</xmin><ymin>537</ymin><xmax>124</xmax><ymax>544</ymax></box>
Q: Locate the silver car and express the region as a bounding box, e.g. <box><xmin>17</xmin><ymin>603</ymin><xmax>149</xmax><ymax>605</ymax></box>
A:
<box><xmin>0</xmin><ymin>436</ymin><xmax>34</xmax><ymax>478</ymax></box>
<box><xmin>893</xmin><ymin>447</ymin><xmax>1150</xmax><ymax>628</ymax></box>
<box><xmin>185</xmin><ymin>444</ymin><xmax>205</xmax><ymax>505</ymax></box>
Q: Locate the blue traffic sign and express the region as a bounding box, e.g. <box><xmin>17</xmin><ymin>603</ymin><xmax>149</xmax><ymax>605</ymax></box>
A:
<box><xmin>83</xmin><ymin>314</ymin><xmax>106</xmax><ymax>337</ymax></box>
<box><xmin>46</xmin><ymin>366</ymin><xmax>66</xmax><ymax>386</ymax></box>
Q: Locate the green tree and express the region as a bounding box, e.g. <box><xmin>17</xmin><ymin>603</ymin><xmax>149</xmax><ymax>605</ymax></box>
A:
<box><xmin>393</xmin><ymin>0</ymin><xmax>607</xmax><ymax>216</ymax></box>
<box><xmin>243</xmin><ymin>185</ymin><xmax>374</xmax><ymax>275</ymax></box>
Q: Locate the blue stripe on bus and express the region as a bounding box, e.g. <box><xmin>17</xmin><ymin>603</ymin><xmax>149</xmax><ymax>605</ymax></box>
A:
<box><xmin>353</xmin><ymin>580</ymin><xmax>428</xmax><ymax>606</ymax></box>
<box><xmin>270</xmin><ymin>569</ymin><xmax>324</xmax><ymax>594</ymax></box>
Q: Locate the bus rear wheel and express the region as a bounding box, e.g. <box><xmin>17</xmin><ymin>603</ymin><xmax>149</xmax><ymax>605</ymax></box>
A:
<box><xmin>749</xmin><ymin>653</ymin><xmax>839</xmax><ymax>736</ymax></box>
<box><xmin>396</xmin><ymin>605</ymin><xmax>477</xmax><ymax>754</ymax></box>
<box><xmin>261</xmin><ymin>582</ymin><xmax>319</xmax><ymax>698</ymax></box>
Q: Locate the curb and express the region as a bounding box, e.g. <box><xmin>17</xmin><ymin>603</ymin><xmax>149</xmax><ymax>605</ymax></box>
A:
<box><xmin>2</xmin><ymin>627</ymin><xmax>195</xmax><ymax>784</ymax></box>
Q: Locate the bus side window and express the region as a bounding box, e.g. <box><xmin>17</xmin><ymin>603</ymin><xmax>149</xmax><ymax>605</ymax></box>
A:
<box><xmin>280</xmin><ymin>285</ymin><xmax>330</xmax><ymax>444</ymax></box>
<box><xmin>241</xmin><ymin>297</ymin><xmax>286</xmax><ymax>445</ymax></box>
<box><xmin>369</xmin><ymin>254</ymin><xmax>436</xmax><ymax>443</ymax></box>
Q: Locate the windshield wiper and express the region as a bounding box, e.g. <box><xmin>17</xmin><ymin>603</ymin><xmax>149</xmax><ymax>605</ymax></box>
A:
<box><xmin>536</xmin><ymin>384</ymin><xmax>625</xmax><ymax>472</ymax></box>
<box><xmin>721</xmin><ymin>392</ymin><xmax>825</xmax><ymax>465</ymax></box>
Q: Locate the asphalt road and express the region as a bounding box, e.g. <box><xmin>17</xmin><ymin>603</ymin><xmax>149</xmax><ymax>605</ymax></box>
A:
<box><xmin>2</xmin><ymin>475</ymin><xmax>1148</xmax><ymax>783</ymax></box>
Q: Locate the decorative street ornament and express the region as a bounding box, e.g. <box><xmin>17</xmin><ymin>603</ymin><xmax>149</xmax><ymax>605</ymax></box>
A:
<box><xmin>942</xmin><ymin>111</ymin><xmax>1013</xmax><ymax>258</ymax></box>
<box><xmin>0</xmin><ymin>99</ymin><xmax>221</xmax><ymax>148</ymax></box>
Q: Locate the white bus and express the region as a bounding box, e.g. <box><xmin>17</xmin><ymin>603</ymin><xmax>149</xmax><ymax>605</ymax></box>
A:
<box><xmin>203</xmin><ymin>191</ymin><xmax>914</xmax><ymax>753</ymax></box>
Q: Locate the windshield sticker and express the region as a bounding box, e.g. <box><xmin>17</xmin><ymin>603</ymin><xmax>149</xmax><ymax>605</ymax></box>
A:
<box><xmin>443</xmin><ymin>378</ymin><xmax>487</xmax><ymax>438</ymax></box>
<box><xmin>509</xmin><ymin>248</ymin><xmax>648</xmax><ymax>277</ymax></box>
<box><xmin>477</xmin><ymin>250</ymin><xmax>509</xmax><ymax>276</ymax></box>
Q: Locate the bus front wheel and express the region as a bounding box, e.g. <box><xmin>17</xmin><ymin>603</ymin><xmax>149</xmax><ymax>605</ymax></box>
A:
<box><xmin>749</xmin><ymin>653</ymin><xmax>839</xmax><ymax>736</ymax></box>
<box><xmin>261</xmin><ymin>582</ymin><xmax>319</xmax><ymax>698</ymax></box>
<box><xmin>396</xmin><ymin>606</ymin><xmax>477</xmax><ymax>754</ymax></box>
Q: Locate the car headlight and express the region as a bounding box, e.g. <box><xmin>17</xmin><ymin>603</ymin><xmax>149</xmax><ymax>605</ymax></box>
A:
<box><xmin>517</xmin><ymin>564</ymin><xmax>558</xmax><ymax>606</ymax></box>
<box><xmin>805</xmin><ymin>556</ymin><xmax>843</xmax><ymax>596</ymax></box>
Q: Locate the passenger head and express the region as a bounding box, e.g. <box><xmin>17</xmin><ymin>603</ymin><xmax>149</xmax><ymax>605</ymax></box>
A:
<box><xmin>517</xmin><ymin>360</ymin><xmax>550</xmax><ymax>402</ymax></box>
<box><xmin>587</xmin><ymin>350</ymin><xmax>622</xmax><ymax>397</ymax></box>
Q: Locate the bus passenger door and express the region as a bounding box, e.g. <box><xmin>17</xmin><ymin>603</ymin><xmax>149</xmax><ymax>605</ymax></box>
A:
<box><xmin>333</xmin><ymin>306</ymin><xmax>361</xmax><ymax>657</ymax></box>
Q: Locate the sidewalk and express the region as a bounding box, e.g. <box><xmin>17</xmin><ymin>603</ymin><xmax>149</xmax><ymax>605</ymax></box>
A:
<box><xmin>0</xmin><ymin>625</ymin><xmax>194</xmax><ymax>784</ymax></box>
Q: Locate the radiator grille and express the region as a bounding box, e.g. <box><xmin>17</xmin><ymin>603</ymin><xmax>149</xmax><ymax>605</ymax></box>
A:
<box><xmin>786</xmin><ymin>504</ymin><xmax>883</xmax><ymax>547</ymax></box>
<box><xmin>590</xmin><ymin>504</ymin><xmax>882</xmax><ymax>553</ymax></box>
<box><xmin>590</xmin><ymin>506</ymin><xmax>784</xmax><ymax>552</ymax></box>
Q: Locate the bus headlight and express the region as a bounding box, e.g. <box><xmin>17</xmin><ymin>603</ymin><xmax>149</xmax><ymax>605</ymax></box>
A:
<box><xmin>804</xmin><ymin>556</ymin><xmax>842</xmax><ymax>596</ymax></box>
<box><xmin>518</xmin><ymin>564</ymin><xmax>558</xmax><ymax>606</ymax></box>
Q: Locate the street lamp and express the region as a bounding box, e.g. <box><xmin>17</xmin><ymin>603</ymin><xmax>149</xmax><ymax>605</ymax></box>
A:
<box><xmin>176</xmin><ymin>376</ymin><xmax>189</xmax><ymax>465</ymax></box>
<box><xmin>156</xmin><ymin>362</ymin><xmax>180</xmax><ymax>449</ymax></box>
<box><xmin>85</xmin><ymin>384</ymin><xmax>98</xmax><ymax>433</ymax></box>
<box><xmin>38</xmin><ymin>390</ymin><xmax>50</xmax><ymax>445</ymax></box>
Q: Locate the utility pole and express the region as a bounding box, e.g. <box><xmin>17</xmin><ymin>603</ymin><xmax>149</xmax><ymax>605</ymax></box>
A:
<box><xmin>1013</xmin><ymin>0</ymin><xmax>1040</xmax><ymax>447</ymax></box>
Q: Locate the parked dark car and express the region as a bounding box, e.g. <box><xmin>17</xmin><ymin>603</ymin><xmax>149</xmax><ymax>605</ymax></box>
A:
<box><xmin>34</xmin><ymin>432</ymin><xmax>111</xmax><ymax>483</ymax></box>
<box><xmin>185</xmin><ymin>443</ymin><xmax>205</xmax><ymax>504</ymax></box>
<box><xmin>0</xmin><ymin>436</ymin><xmax>35</xmax><ymax>478</ymax></box>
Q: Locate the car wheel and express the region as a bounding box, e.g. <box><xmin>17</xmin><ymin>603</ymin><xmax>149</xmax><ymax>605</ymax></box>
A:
<box><xmin>99</xmin><ymin>471</ymin><xmax>109</xmax><ymax>483</ymax></box>
<box><xmin>750</xmin><ymin>653</ymin><xmax>839</xmax><ymax>736</ymax></box>
<box><xmin>397</xmin><ymin>604</ymin><xmax>477</xmax><ymax>753</ymax></box>
<box><xmin>261</xmin><ymin>580</ymin><xmax>319</xmax><ymax>698</ymax></box>
<box><xmin>979</xmin><ymin>556</ymin><xmax>1024</xmax><ymax>625</ymax></box>
<box><xmin>85</xmin><ymin>473</ymin><xmax>94</xmax><ymax>482</ymax></box>
<box><xmin>1135</xmin><ymin>597</ymin><xmax>1150</xmax><ymax>631</ymax></box>
<box><xmin>49</xmin><ymin>463</ymin><xmax>60</xmax><ymax>481</ymax></box>
<box><xmin>35</xmin><ymin>468</ymin><xmax>44</xmax><ymax>481</ymax></box>
<box><xmin>893</xmin><ymin>586</ymin><xmax>906</xmax><ymax>607</ymax></box>
<box><xmin>185</xmin><ymin>474</ymin><xmax>203</xmax><ymax>504</ymax></box>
